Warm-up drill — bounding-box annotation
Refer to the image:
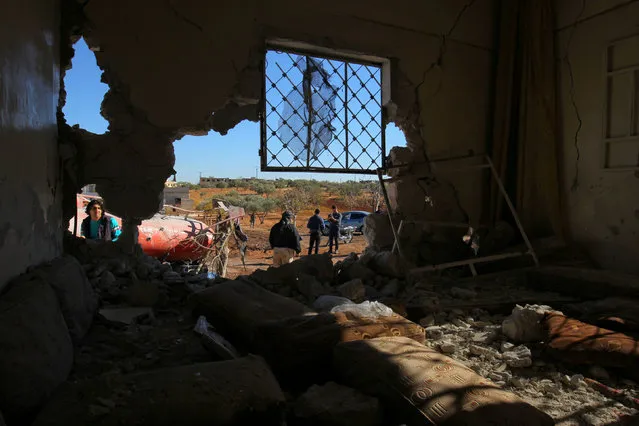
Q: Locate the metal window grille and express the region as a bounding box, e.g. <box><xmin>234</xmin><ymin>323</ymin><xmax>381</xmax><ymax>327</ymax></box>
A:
<box><xmin>260</xmin><ymin>48</ymin><xmax>385</xmax><ymax>174</ymax></box>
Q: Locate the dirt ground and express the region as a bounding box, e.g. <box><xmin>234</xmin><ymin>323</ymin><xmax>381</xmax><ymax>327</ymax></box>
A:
<box><xmin>226</xmin><ymin>210</ymin><xmax>369</xmax><ymax>279</ymax></box>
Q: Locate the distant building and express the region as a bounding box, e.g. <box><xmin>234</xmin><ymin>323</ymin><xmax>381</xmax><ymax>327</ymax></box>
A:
<box><xmin>163</xmin><ymin>186</ymin><xmax>194</xmax><ymax>210</ymax></box>
<box><xmin>199</xmin><ymin>177</ymin><xmax>230</xmax><ymax>187</ymax></box>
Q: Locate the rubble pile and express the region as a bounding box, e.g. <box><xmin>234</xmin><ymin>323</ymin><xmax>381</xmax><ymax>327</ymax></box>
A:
<box><xmin>2</xmin><ymin>241</ymin><xmax>639</xmax><ymax>425</ymax></box>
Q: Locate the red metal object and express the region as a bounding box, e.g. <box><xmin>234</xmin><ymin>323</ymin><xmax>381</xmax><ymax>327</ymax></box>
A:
<box><xmin>70</xmin><ymin>195</ymin><xmax>215</xmax><ymax>261</ymax></box>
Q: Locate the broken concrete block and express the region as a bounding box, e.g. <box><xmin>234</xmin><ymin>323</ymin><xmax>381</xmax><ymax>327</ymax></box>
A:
<box><xmin>367</xmin><ymin>251</ymin><xmax>405</xmax><ymax>278</ymax></box>
<box><xmin>337</xmin><ymin>279</ymin><xmax>365</xmax><ymax>302</ymax></box>
<box><xmin>469</xmin><ymin>344</ymin><xmax>501</xmax><ymax>360</ymax></box>
<box><xmin>0</xmin><ymin>275</ymin><xmax>73</xmax><ymax>424</ymax></box>
<box><xmin>135</xmin><ymin>262</ymin><xmax>152</xmax><ymax>279</ymax></box>
<box><xmin>502</xmin><ymin>304</ymin><xmax>558</xmax><ymax>342</ymax></box>
<box><xmin>439</xmin><ymin>341</ymin><xmax>456</xmax><ymax>354</ymax></box>
<box><xmin>471</xmin><ymin>330</ymin><xmax>498</xmax><ymax>344</ymax></box>
<box><xmin>162</xmin><ymin>271</ymin><xmax>183</xmax><ymax>285</ymax></box>
<box><xmin>380</xmin><ymin>279</ymin><xmax>399</xmax><ymax>297</ymax></box>
<box><xmin>37</xmin><ymin>255</ymin><xmax>98</xmax><ymax>343</ymax></box>
<box><xmin>293</xmin><ymin>382</ymin><xmax>382</xmax><ymax>426</ymax></box>
<box><xmin>362</xmin><ymin>214</ymin><xmax>394</xmax><ymax>250</ymax></box>
<box><xmin>99</xmin><ymin>270</ymin><xmax>116</xmax><ymax>289</ymax></box>
<box><xmin>419</xmin><ymin>315</ymin><xmax>435</xmax><ymax>327</ymax></box>
<box><xmin>502</xmin><ymin>345</ymin><xmax>532</xmax><ymax>368</ymax></box>
<box><xmin>312</xmin><ymin>295</ymin><xmax>353</xmax><ymax>312</ymax></box>
<box><xmin>32</xmin><ymin>357</ymin><xmax>285</xmax><ymax>426</ymax></box>
<box><xmin>334</xmin><ymin>337</ymin><xmax>554</xmax><ymax>425</ymax></box>
<box><xmin>99</xmin><ymin>307</ymin><xmax>154</xmax><ymax>325</ymax></box>
<box><xmin>450</xmin><ymin>286</ymin><xmax>477</xmax><ymax>300</ymax></box>
<box><xmin>501</xmin><ymin>342</ymin><xmax>515</xmax><ymax>352</ymax></box>
<box><xmin>425</xmin><ymin>326</ymin><xmax>443</xmax><ymax>340</ymax></box>
<box><xmin>296</xmin><ymin>275</ymin><xmax>328</xmax><ymax>302</ymax></box>
<box><xmin>277</xmin><ymin>254</ymin><xmax>334</xmax><ymax>285</ymax></box>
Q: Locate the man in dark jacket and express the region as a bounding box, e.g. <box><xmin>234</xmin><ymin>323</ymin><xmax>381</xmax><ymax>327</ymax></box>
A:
<box><xmin>306</xmin><ymin>208</ymin><xmax>325</xmax><ymax>255</ymax></box>
<box><xmin>269</xmin><ymin>211</ymin><xmax>301</xmax><ymax>266</ymax></box>
<box><xmin>327</xmin><ymin>205</ymin><xmax>341</xmax><ymax>254</ymax></box>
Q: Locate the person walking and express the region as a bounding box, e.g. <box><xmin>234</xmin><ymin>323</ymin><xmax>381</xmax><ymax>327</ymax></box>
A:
<box><xmin>327</xmin><ymin>205</ymin><xmax>341</xmax><ymax>255</ymax></box>
<box><xmin>80</xmin><ymin>199</ymin><xmax>121</xmax><ymax>241</ymax></box>
<box><xmin>249</xmin><ymin>212</ymin><xmax>256</xmax><ymax>228</ymax></box>
<box><xmin>269</xmin><ymin>211</ymin><xmax>301</xmax><ymax>266</ymax></box>
<box><xmin>306</xmin><ymin>208</ymin><xmax>325</xmax><ymax>255</ymax></box>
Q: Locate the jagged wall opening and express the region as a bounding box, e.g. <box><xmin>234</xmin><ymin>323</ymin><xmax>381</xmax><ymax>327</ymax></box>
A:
<box><xmin>62</xmin><ymin>38</ymin><xmax>109</xmax><ymax>134</ymax></box>
<box><xmin>56</xmin><ymin>0</ymin><xmax>498</xmax><ymax>257</ymax></box>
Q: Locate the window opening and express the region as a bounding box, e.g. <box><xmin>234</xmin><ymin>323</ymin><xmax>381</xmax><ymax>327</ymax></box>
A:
<box><xmin>261</xmin><ymin>46</ymin><xmax>386</xmax><ymax>174</ymax></box>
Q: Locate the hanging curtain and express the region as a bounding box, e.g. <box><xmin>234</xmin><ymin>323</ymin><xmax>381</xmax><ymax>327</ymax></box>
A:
<box><xmin>488</xmin><ymin>0</ymin><xmax>564</xmax><ymax>239</ymax></box>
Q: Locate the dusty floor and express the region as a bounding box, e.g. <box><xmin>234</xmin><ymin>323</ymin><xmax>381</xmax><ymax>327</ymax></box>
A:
<box><xmin>37</xmin><ymin>231</ymin><xmax>639</xmax><ymax>426</ymax></box>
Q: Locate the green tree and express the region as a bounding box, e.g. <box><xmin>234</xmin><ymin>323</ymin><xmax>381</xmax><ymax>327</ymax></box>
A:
<box><xmin>338</xmin><ymin>181</ymin><xmax>364</xmax><ymax>210</ymax></box>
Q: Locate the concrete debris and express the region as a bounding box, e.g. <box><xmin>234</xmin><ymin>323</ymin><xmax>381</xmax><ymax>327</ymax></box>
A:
<box><xmin>293</xmin><ymin>382</ymin><xmax>382</xmax><ymax>426</ymax></box>
<box><xmin>502</xmin><ymin>304</ymin><xmax>559</xmax><ymax>342</ymax></box>
<box><xmin>296</xmin><ymin>275</ymin><xmax>328</xmax><ymax>302</ymax></box>
<box><xmin>337</xmin><ymin>279</ymin><xmax>366</xmax><ymax>302</ymax></box>
<box><xmin>379</xmin><ymin>279</ymin><xmax>399</xmax><ymax>297</ymax></box>
<box><xmin>162</xmin><ymin>271</ymin><xmax>183</xmax><ymax>285</ymax></box>
<box><xmin>330</xmin><ymin>301</ymin><xmax>395</xmax><ymax>318</ymax></box>
<box><xmin>439</xmin><ymin>340</ymin><xmax>456</xmax><ymax>354</ymax></box>
<box><xmin>450</xmin><ymin>286</ymin><xmax>477</xmax><ymax>300</ymax></box>
<box><xmin>502</xmin><ymin>345</ymin><xmax>533</xmax><ymax>368</ymax></box>
<box><xmin>419</xmin><ymin>314</ymin><xmax>435</xmax><ymax>327</ymax></box>
<box><xmin>425</xmin><ymin>326</ymin><xmax>444</xmax><ymax>340</ymax></box>
<box><xmin>99</xmin><ymin>270</ymin><xmax>116</xmax><ymax>289</ymax></box>
<box><xmin>589</xmin><ymin>366</ymin><xmax>611</xmax><ymax>381</ymax></box>
<box><xmin>32</xmin><ymin>357</ymin><xmax>286</xmax><ymax>426</ymax></box>
<box><xmin>37</xmin><ymin>255</ymin><xmax>98</xmax><ymax>343</ymax></box>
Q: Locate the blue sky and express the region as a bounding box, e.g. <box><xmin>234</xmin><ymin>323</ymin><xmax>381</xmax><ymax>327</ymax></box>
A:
<box><xmin>63</xmin><ymin>39</ymin><xmax>405</xmax><ymax>183</ymax></box>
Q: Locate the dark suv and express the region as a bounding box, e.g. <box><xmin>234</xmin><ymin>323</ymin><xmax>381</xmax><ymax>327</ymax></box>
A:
<box><xmin>321</xmin><ymin>210</ymin><xmax>370</xmax><ymax>235</ymax></box>
<box><xmin>341</xmin><ymin>211</ymin><xmax>370</xmax><ymax>234</ymax></box>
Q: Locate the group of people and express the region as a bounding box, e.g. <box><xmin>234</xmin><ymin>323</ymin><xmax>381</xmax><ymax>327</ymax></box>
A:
<box><xmin>268</xmin><ymin>205</ymin><xmax>343</xmax><ymax>266</ymax></box>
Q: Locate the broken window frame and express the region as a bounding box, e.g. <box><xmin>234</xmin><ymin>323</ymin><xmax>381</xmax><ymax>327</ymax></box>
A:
<box><xmin>601</xmin><ymin>34</ymin><xmax>639</xmax><ymax>170</ymax></box>
<box><xmin>260</xmin><ymin>40</ymin><xmax>389</xmax><ymax>174</ymax></box>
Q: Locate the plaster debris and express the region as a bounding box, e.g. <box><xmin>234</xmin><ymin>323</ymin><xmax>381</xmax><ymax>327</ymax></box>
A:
<box><xmin>502</xmin><ymin>304</ymin><xmax>559</xmax><ymax>342</ymax></box>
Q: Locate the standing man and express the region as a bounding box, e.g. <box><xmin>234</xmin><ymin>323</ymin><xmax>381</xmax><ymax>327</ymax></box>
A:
<box><xmin>81</xmin><ymin>199</ymin><xmax>121</xmax><ymax>241</ymax></box>
<box><xmin>249</xmin><ymin>212</ymin><xmax>256</xmax><ymax>228</ymax></box>
<box><xmin>306</xmin><ymin>208</ymin><xmax>325</xmax><ymax>255</ymax></box>
<box><xmin>327</xmin><ymin>205</ymin><xmax>341</xmax><ymax>255</ymax></box>
<box><xmin>269</xmin><ymin>211</ymin><xmax>301</xmax><ymax>266</ymax></box>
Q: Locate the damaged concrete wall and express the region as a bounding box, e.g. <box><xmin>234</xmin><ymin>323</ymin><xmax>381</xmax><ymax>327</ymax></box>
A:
<box><xmin>556</xmin><ymin>0</ymin><xmax>639</xmax><ymax>273</ymax></box>
<box><xmin>0</xmin><ymin>0</ymin><xmax>63</xmax><ymax>290</ymax></box>
<box><xmin>67</xmin><ymin>0</ymin><xmax>497</xmax><ymax>238</ymax></box>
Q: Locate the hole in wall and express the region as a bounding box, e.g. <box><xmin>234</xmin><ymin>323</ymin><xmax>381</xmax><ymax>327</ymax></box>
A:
<box><xmin>62</xmin><ymin>38</ymin><xmax>109</xmax><ymax>134</ymax></box>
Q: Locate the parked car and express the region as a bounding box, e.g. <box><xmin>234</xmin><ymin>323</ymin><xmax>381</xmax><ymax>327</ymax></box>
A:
<box><xmin>321</xmin><ymin>210</ymin><xmax>370</xmax><ymax>236</ymax></box>
<box><xmin>341</xmin><ymin>211</ymin><xmax>370</xmax><ymax>234</ymax></box>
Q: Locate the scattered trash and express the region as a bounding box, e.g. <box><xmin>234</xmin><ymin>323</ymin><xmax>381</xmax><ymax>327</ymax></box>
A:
<box><xmin>193</xmin><ymin>316</ymin><xmax>239</xmax><ymax>360</ymax></box>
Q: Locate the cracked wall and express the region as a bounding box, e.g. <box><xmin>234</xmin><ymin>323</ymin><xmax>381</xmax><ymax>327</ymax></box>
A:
<box><xmin>0</xmin><ymin>0</ymin><xmax>63</xmax><ymax>290</ymax></box>
<box><xmin>556</xmin><ymin>0</ymin><xmax>639</xmax><ymax>273</ymax></box>
<box><xmin>60</xmin><ymin>0</ymin><xmax>497</xmax><ymax>249</ymax></box>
